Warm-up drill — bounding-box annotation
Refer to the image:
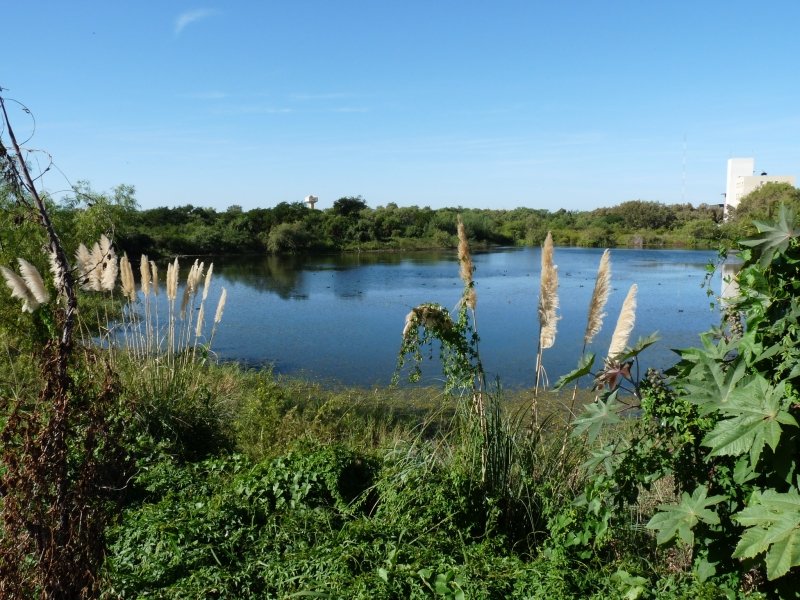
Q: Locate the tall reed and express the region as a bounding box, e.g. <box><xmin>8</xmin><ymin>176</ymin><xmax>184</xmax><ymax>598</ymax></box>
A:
<box><xmin>570</xmin><ymin>248</ymin><xmax>612</xmax><ymax>412</ymax></box>
<box><xmin>583</xmin><ymin>249</ymin><xmax>611</xmax><ymax>350</ymax></box>
<box><xmin>71</xmin><ymin>239</ymin><xmax>229</xmax><ymax>445</ymax></box>
<box><xmin>532</xmin><ymin>232</ymin><xmax>559</xmax><ymax>430</ymax></box>
<box><xmin>457</xmin><ymin>216</ymin><xmax>490</xmax><ymax>481</ymax></box>
<box><xmin>607</xmin><ymin>284</ymin><xmax>637</xmax><ymax>360</ymax></box>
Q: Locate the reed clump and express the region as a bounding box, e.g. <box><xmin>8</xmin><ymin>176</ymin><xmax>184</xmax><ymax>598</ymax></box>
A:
<box><xmin>69</xmin><ymin>236</ymin><xmax>231</xmax><ymax>457</ymax></box>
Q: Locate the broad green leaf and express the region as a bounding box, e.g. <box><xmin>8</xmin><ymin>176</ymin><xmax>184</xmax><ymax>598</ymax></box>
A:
<box><xmin>675</xmin><ymin>331</ymin><xmax>743</xmax><ymax>366</ymax></box>
<box><xmin>681</xmin><ymin>356</ymin><xmax>747</xmax><ymax>415</ymax></box>
<box><xmin>610</xmin><ymin>569</ymin><xmax>648</xmax><ymax>600</ymax></box>
<box><xmin>702</xmin><ymin>376</ymin><xmax>797</xmax><ymax>463</ymax></box>
<box><xmin>733</xmin><ymin>489</ymin><xmax>800</xmax><ymax>580</ymax></box>
<box><xmin>610</xmin><ymin>333</ymin><xmax>660</xmax><ymax>364</ymax></box>
<box><xmin>739</xmin><ymin>205</ymin><xmax>798</xmax><ymax>268</ymax></box>
<box><xmin>694</xmin><ymin>554</ymin><xmax>718</xmax><ymax>582</ymax></box>
<box><xmin>733</xmin><ymin>456</ymin><xmax>757</xmax><ymax>485</ymax></box>
<box><xmin>572</xmin><ymin>389</ymin><xmax>622</xmax><ymax>444</ymax></box>
<box><xmin>554</xmin><ymin>353</ymin><xmax>595</xmax><ymax>389</ymax></box>
<box><xmin>646</xmin><ymin>485</ymin><xmax>724</xmax><ymax>546</ymax></box>
<box><xmin>580</xmin><ymin>441</ymin><xmax>626</xmax><ymax>477</ymax></box>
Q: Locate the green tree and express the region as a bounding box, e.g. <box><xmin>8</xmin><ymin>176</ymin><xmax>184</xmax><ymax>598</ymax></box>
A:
<box><xmin>610</xmin><ymin>200</ymin><xmax>676</xmax><ymax>230</ymax></box>
<box><xmin>272</xmin><ymin>201</ymin><xmax>309</xmax><ymax>224</ymax></box>
<box><xmin>267</xmin><ymin>221</ymin><xmax>311</xmax><ymax>253</ymax></box>
<box><xmin>60</xmin><ymin>181</ymin><xmax>139</xmax><ymax>252</ymax></box>
<box><xmin>730</xmin><ymin>182</ymin><xmax>800</xmax><ymax>224</ymax></box>
<box><xmin>332</xmin><ymin>196</ymin><xmax>368</xmax><ymax>218</ymax></box>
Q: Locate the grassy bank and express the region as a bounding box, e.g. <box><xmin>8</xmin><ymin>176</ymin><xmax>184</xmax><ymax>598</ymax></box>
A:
<box><xmin>3</xmin><ymin>220</ymin><xmax>798</xmax><ymax>598</ymax></box>
<box><xmin>95</xmin><ymin>363</ymin><xmax>657</xmax><ymax>599</ymax></box>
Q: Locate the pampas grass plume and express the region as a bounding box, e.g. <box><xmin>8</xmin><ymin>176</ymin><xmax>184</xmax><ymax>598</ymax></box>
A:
<box><xmin>214</xmin><ymin>288</ymin><xmax>227</xmax><ymax>324</ymax></box>
<box><xmin>403</xmin><ymin>304</ymin><xmax>452</xmax><ymax>339</ymax></box>
<box><xmin>89</xmin><ymin>241</ymin><xmax>104</xmax><ymax>291</ymax></box>
<box><xmin>140</xmin><ymin>254</ymin><xmax>151</xmax><ymax>296</ymax></box>
<box><xmin>457</xmin><ymin>216</ymin><xmax>476</xmax><ymax>310</ymax></box>
<box><xmin>607</xmin><ymin>283</ymin><xmax>638</xmax><ymax>359</ymax></box>
<box><xmin>583</xmin><ymin>249</ymin><xmax>611</xmax><ymax>346</ymax></box>
<box><xmin>101</xmin><ymin>252</ymin><xmax>118</xmax><ymax>292</ymax></box>
<box><xmin>1</xmin><ymin>265</ymin><xmax>38</xmax><ymax>312</ymax></box>
<box><xmin>202</xmin><ymin>263</ymin><xmax>213</xmax><ymax>302</ymax></box>
<box><xmin>538</xmin><ymin>232</ymin><xmax>559</xmax><ymax>350</ymax></box>
<box><xmin>189</xmin><ymin>260</ymin><xmax>203</xmax><ymax>293</ymax></box>
<box><xmin>181</xmin><ymin>270</ymin><xmax>193</xmax><ymax>317</ymax></box>
<box><xmin>167</xmin><ymin>258</ymin><xmax>179</xmax><ymax>301</ymax></box>
<box><xmin>402</xmin><ymin>309</ymin><xmax>416</xmax><ymax>340</ymax></box>
<box><xmin>120</xmin><ymin>254</ymin><xmax>136</xmax><ymax>301</ymax></box>
<box><xmin>48</xmin><ymin>247</ymin><xmax>66</xmax><ymax>294</ymax></box>
<box><xmin>150</xmin><ymin>261</ymin><xmax>159</xmax><ymax>296</ymax></box>
<box><xmin>17</xmin><ymin>258</ymin><xmax>50</xmax><ymax>304</ymax></box>
<box><xmin>99</xmin><ymin>234</ymin><xmax>113</xmax><ymax>261</ymax></box>
<box><xmin>195</xmin><ymin>304</ymin><xmax>205</xmax><ymax>337</ymax></box>
<box><xmin>75</xmin><ymin>243</ymin><xmax>92</xmax><ymax>289</ymax></box>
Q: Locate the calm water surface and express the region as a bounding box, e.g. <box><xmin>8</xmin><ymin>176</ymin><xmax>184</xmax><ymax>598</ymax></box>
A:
<box><xmin>204</xmin><ymin>247</ymin><xmax>721</xmax><ymax>388</ymax></box>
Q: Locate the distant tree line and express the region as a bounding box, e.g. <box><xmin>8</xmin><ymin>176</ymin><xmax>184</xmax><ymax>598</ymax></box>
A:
<box><xmin>5</xmin><ymin>180</ymin><xmax>799</xmax><ymax>260</ymax></box>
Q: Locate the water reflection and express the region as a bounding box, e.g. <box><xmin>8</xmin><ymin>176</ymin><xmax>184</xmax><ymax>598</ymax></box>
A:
<box><xmin>209</xmin><ymin>248</ymin><xmax>722</xmax><ymax>388</ymax></box>
<box><xmin>214</xmin><ymin>251</ymin><xmax>459</xmax><ymax>300</ymax></box>
<box><xmin>213</xmin><ymin>255</ymin><xmax>306</xmax><ymax>299</ymax></box>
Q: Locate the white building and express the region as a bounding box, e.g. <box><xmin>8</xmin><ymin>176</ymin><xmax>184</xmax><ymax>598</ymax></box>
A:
<box><xmin>304</xmin><ymin>195</ymin><xmax>318</xmax><ymax>210</ymax></box>
<box><xmin>724</xmin><ymin>158</ymin><xmax>795</xmax><ymax>216</ymax></box>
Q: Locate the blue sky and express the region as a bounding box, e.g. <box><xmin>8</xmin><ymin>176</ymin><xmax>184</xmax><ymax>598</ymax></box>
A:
<box><xmin>4</xmin><ymin>1</ymin><xmax>800</xmax><ymax>211</ymax></box>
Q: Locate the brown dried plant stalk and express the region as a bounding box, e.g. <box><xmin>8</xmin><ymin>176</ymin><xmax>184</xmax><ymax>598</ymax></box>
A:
<box><xmin>0</xmin><ymin>92</ymin><xmax>126</xmax><ymax>599</ymax></box>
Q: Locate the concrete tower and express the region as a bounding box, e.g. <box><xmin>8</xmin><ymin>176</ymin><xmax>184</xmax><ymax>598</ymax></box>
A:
<box><xmin>724</xmin><ymin>158</ymin><xmax>754</xmax><ymax>216</ymax></box>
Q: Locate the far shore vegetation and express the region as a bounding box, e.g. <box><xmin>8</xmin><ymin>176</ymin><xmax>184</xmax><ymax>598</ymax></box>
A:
<box><xmin>38</xmin><ymin>179</ymin><xmax>800</xmax><ymax>260</ymax></box>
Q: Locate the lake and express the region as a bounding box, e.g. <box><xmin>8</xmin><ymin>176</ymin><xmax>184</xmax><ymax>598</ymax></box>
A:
<box><xmin>203</xmin><ymin>247</ymin><xmax>722</xmax><ymax>388</ymax></box>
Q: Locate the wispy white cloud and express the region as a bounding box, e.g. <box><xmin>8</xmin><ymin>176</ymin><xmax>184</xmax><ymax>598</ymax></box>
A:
<box><xmin>330</xmin><ymin>107</ymin><xmax>369</xmax><ymax>113</ymax></box>
<box><xmin>175</xmin><ymin>9</ymin><xmax>218</xmax><ymax>35</ymax></box>
<box><xmin>210</xmin><ymin>104</ymin><xmax>294</xmax><ymax>116</ymax></box>
<box><xmin>181</xmin><ymin>91</ymin><xmax>229</xmax><ymax>100</ymax></box>
<box><xmin>290</xmin><ymin>92</ymin><xmax>350</xmax><ymax>101</ymax></box>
